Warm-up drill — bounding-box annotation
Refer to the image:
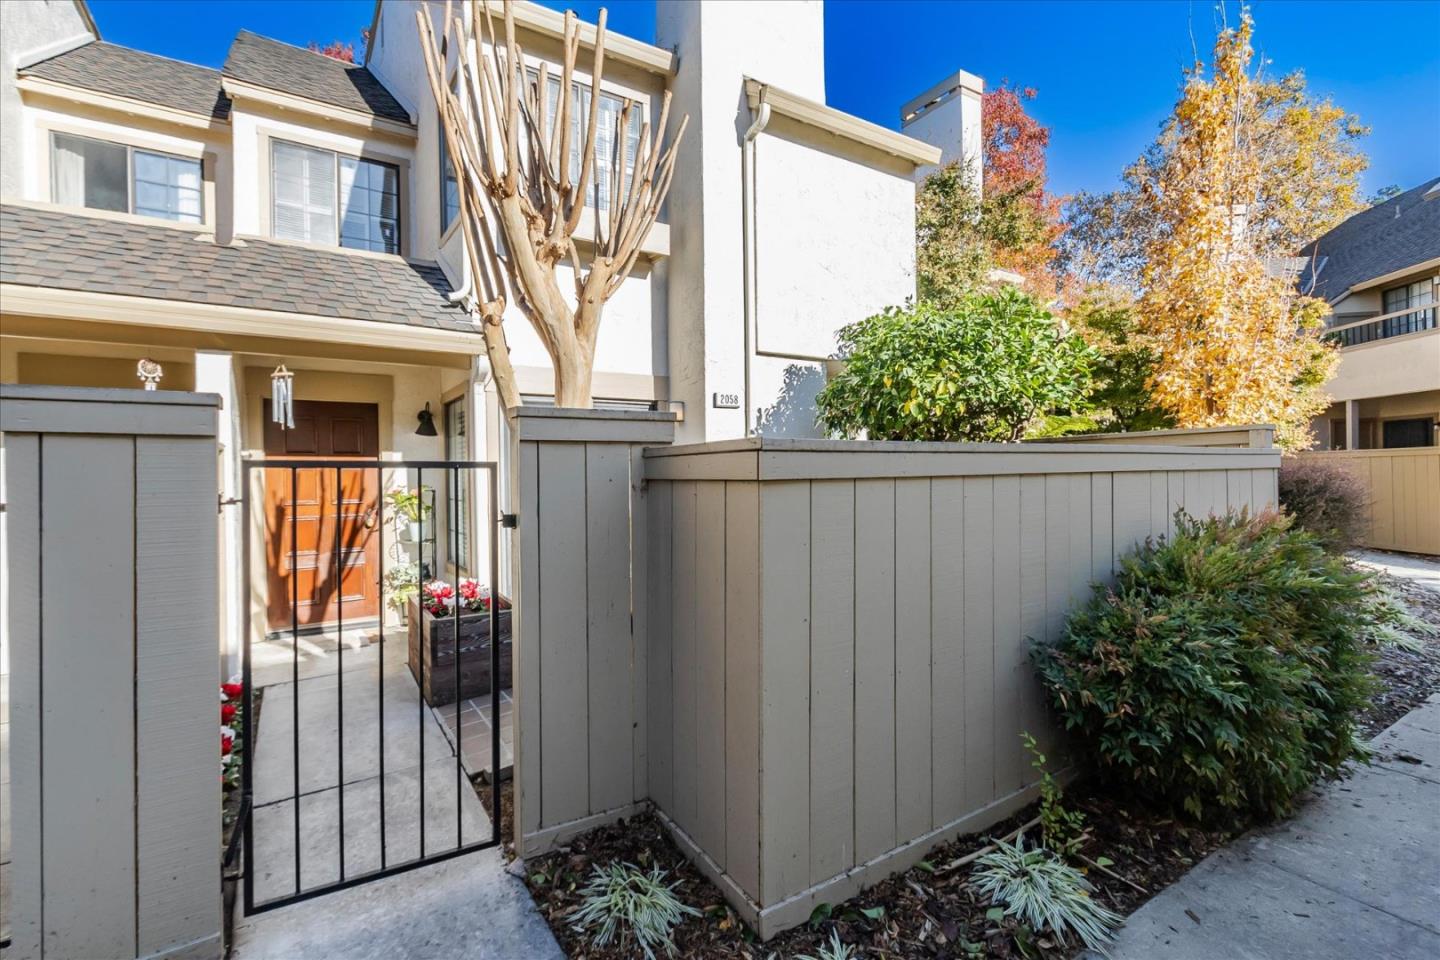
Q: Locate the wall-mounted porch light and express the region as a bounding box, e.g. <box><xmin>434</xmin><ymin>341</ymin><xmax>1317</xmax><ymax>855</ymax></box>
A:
<box><xmin>415</xmin><ymin>402</ymin><xmax>438</xmax><ymax>437</ymax></box>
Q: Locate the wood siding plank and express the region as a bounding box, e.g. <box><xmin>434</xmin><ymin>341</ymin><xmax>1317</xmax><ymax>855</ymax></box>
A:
<box><xmin>630</xmin><ymin>447</ymin><xmax>650</xmax><ymax>802</ymax></box>
<box><xmin>990</xmin><ymin>476</ymin><xmax>1026</xmax><ymax>796</ymax></box>
<box><xmin>759</xmin><ymin>481</ymin><xmax>812</xmax><ymax>902</ymax></box>
<box><xmin>136</xmin><ymin>437</ymin><xmax>220</xmax><ymax>957</ymax></box>
<box><xmin>43</xmin><ymin>435</ymin><xmax>137</xmax><ymax>960</ymax></box>
<box><xmin>671</xmin><ymin>480</ymin><xmax>699</xmax><ymax>835</ymax></box>
<box><xmin>852</xmin><ymin>479</ymin><xmax>897</xmax><ymax>864</ymax></box>
<box><xmin>1019</xmin><ymin>475</ymin><xmax>1051</xmax><ymax>767</ymax></box>
<box><xmin>1091</xmin><ymin>473</ymin><xmax>1114</xmax><ymax>582</ymax></box>
<box><xmin>515</xmin><ymin>440</ymin><xmax>543</xmax><ymax>837</ymax></box>
<box><xmin>695</xmin><ymin>481</ymin><xmax>729</xmax><ymax>863</ymax></box>
<box><xmin>962</xmin><ymin>477</ymin><xmax>995</xmax><ymax>811</ymax></box>
<box><xmin>537</xmin><ymin>442</ymin><xmax>590</xmax><ymax>826</ymax></box>
<box><xmin>585</xmin><ymin>443</ymin><xmax>634</xmax><ymax>814</ymax></box>
<box><xmin>930</xmin><ymin>478</ymin><xmax>965</xmax><ymax>824</ymax></box>
<box><xmin>893</xmin><ymin>479</ymin><xmax>933</xmax><ymax>840</ymax></box>
<box><xmin>646</xmin><ymin>481</ymin><xmax>675</xmax><ymax>813</ymax></box>
<box><xmin>809</xmin><ymin>481</ymin><xmax>857</xmax><ymax>884</ymax></box>
<box><xmin>725</xmin><ymin>482</ymin><xmax>762</xmax><ymax>899</ymax></box>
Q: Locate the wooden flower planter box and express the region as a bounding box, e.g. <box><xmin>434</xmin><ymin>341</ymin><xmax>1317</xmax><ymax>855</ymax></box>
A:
<box><xmin>406</xmin><ymin>597</ymin><xmax>513</xmax><ymax>707</ymax></box>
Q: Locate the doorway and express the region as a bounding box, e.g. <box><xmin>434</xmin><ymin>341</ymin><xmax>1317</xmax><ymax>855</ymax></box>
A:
<box><xmin>262</xmin><ymin>400</ymin><xmax>381</xmax><ymax>631</ymax></box>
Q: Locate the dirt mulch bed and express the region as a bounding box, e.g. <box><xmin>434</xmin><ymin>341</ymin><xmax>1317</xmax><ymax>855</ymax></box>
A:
<box><xmin>522</xmin><ymin>784</ymin><xmax>1240</xmax><ymax>960</ymax></box>
<box><xmin>1359</xmin><ymin>570</ymin><xmax>1440</xmax><ymax>738</ymax></box>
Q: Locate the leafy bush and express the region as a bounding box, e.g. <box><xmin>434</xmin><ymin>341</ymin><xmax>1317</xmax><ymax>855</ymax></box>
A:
<box><xmin>570</xmin><ymin>862</ymin><xmax>698</xmax><ymax>960</ymax></box>
<box><xmin>1278</xmin><ymin>456</ymin><xmax>1369</xmax><ymax>550</ymax></box>
<box><xmin>973</xmin><ymin>835</ymin><xmax>1120</xmax><ymax>952</ymax></box>
<box><xmin>816</xmin><ymin>290</ymin><xmax>1096</xmax><ymax>442</ymax></box>
<box><xmin>1032</xmin><ymin>511</ymin><xmax>1377</xmax><ymax>821</ymax></box>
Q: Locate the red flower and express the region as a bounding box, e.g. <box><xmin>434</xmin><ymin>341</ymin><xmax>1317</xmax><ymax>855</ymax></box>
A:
<box><xmin>221</xmin><ymin>703</ymin><xmax>237</xmax><ymax>723</ymax></box>
<box><xmin>221</xmin><ymin>735</ymin><xmax>233</xmax><ymax>756</ymax></box>
<box><xmin>221</xmin><ymin>682</ymin><xmax>243</xmax><ymax>700</ymax></box>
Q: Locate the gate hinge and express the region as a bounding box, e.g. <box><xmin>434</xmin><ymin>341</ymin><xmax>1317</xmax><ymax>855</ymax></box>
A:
<box><xmin>500</xmin><ymin>513</ymin><xmax>519</xmax><ymax>529</ymax></box>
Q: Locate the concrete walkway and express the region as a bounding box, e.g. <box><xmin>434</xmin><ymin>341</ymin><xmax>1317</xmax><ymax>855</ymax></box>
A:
<box><xmin>1353</xmin><ymin>549</ymin><xmax>1440</xmax><ymax>594</ymax></box>
<box><xmin>1096</xmin><ymin>695</ymin><xmax>1440</xmax><ymax>960</ymax></box>
<box><xmin>233</xmin><ymin>629</ymin><xmax>561</xmax><ymax>959</ymax></box>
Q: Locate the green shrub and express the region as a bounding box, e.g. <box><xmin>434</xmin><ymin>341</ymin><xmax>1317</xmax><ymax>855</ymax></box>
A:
<box><xmin>1278</xmin><ymin>456</ymin><xmax>1369</xmax><ymax>550</ymax></box>
<box><xmin>1032</xmin><ymin>511</ymin><xmax>1377</xmax><ymax>821</ymax></box>
<box><xmin>815</xmin><ymin>290</ymin><xmax>1096</xmax><ymax>442</ymax></box>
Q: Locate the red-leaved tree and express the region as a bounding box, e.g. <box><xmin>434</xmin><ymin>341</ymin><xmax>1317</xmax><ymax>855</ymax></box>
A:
<box><xmin>309</xmin><ymin>40</ymin><xmax>356</xmax><ymax>63</ymax></box>
<box><xmin>982</xmin><ymin>82</ymin><xmax>1062</xmax><ymax>290</ymax></box>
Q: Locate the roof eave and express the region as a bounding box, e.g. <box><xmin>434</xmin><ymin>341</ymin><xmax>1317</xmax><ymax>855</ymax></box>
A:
<box><xmin>744</xmin><ymin>78</ymin><xmax>943</xmax><ymax>168</ymax></box>
<box><xmin>220</xmin><ymin>76</ymin><xmax>416</xmax><ymax>137</ymax></box>
<box><xmin>15</xmin><ymin>75</ymin><xmax>228</xmax><ymax>130</ymax></box>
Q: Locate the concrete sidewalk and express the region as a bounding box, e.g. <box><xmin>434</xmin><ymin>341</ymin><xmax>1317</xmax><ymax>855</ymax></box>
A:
<box><xmin>1096</xmin><ymin>695</ymin><xmax>1440</xmax><ymax>959</ymax></box>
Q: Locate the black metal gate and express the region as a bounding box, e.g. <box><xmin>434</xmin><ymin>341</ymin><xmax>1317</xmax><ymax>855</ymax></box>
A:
<box><xmin>239</xmin><ymin>458</ymin><xmax>503</xmax><ymax>914</ymax></box>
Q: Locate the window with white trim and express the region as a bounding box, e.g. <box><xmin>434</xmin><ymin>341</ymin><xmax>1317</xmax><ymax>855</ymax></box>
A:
<box><xmin>530</xmin><ymin>72</ymin><xmax>642</xmax><ymax>212</ymax></box>
<box><xmin>271</xmin><ymin>140</ymin><xmax>400</xmax><ymax>254</ymax></box>
<box><xmin>51</xmin><ymin>132</ymin><xmax>202</xmax><ymax>222</ymax></box>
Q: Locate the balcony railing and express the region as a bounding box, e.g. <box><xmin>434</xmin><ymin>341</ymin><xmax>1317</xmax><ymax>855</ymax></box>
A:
<box><xmin>1325</xmin><ymin>303</ymin><xmax>1438</xmax><ymax>347</ymax></box>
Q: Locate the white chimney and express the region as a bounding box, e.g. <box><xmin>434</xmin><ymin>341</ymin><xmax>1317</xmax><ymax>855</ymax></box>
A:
<box><xmin>900</xmin><ymin>69</ymin><xmax>984</xmax><ymax>192</ymax></box>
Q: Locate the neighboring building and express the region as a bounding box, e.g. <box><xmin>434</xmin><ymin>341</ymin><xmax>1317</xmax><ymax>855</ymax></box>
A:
<box><xmin>1299</xmin><ymin>178</ymin><xmax>1440</xmax><ymax>450</ymax></box>
<box><xmin>1</xmin><ymin>0</ymin><xmax>955</xmax><ymax>666</ymax></box>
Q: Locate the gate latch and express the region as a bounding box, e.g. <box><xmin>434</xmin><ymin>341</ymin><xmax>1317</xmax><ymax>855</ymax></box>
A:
<box><xmin>500</xmin><ymin>513</ymin><xmax>519</xmax><ymax>529</ymax></box>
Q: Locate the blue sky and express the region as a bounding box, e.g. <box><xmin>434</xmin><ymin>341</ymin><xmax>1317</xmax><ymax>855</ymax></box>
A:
<box><xmin>88</xmin><ymin>0</ymin><xmax>1440</xmax><ymax>200</ymax></box>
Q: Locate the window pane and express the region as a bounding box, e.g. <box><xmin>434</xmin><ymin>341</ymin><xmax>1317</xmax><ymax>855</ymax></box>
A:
<box><xmin>273</xmin><ymin>142</ymin><xmax>337</xmax><ymax>243</ymax></box>
<box><xmin>339</xmin><ymin>156</ymin><xmax>401</xmax><ymax>254</ymax></box>
<box><xmin>132</xmin><ymin>150</ymin><xmax>202</xmax><ymax>222</ymax></box>
<box><xmin>52</xmin><ymin>133</ymin><xmax>127</xmax><ymax>212</ymax></box>
<box><xmin>440</xmin><ymin>125</ymin><xmax>460</xmax><ymax>230</ymax></box>
<box><xmin>445</xmin><ymin>399</ymin><xmax>470</xmax><ymax>574</ymax></box>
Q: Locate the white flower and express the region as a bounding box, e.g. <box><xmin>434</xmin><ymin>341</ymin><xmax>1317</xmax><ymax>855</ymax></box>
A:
<box><xmin>221</xmin><ymin>725</ymin><xmax>235</xmax><ymax>739</ymax></box>
<box><xmin>221</xmin><ymin>754</ymin><xmax>233</xmax><ymax>766</ymax></box>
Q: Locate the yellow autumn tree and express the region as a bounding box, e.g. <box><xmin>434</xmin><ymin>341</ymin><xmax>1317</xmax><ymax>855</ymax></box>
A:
<box><xmin>1137</xmin><ymin>10</ymin><xmax>1339</xmax><ymax>450</ymax></box>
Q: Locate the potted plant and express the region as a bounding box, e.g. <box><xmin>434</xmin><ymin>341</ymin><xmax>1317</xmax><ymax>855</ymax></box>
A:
<box><xmin>383</xmin><ymin>562</ymin><xmax>420</xmax><ymax>623</ymax></box>
<box><xmin>386</xmin><ymin>487</ymin><xmax>432</xmax><ymax>542</ymax></box>
<box><xmin>407</xmin><ymin>578</ymin><xmax>513</xmax><ymax>706</ymax></box>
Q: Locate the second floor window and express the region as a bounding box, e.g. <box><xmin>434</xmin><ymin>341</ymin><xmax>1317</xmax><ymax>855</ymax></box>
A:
<box><xmin>272</xmin><ymin>140</ymin><xmax>400</xmax><ymax>255</ymax></box>
<box><xmin>533</xmin><ymin>73</ymin><xmax>642</xmax><ymax>212</ymax></box>
<box><xmin>440</xmin><ymin>126</ymin><xmax>460</xmax><ymax>232</ymax></box>
<box><xmin>51</xmin><ymin>132</ymin><xmax>201</xmax><ymax>223</ymax></box>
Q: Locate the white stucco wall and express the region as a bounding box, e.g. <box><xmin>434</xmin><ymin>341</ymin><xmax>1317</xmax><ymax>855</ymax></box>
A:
<box><xmin>0</xmin><ymin>0</ymin><xmax>94</xmax><ymax>199</ymax></box>
<box><xmin>658</xmin><ymin>0</ymin><xmax>920</xmax><ymax>440</ymax></box>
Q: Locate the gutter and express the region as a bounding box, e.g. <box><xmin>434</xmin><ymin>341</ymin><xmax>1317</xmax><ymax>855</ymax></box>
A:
<box><xmin>741</xmin><ymin>84</ymin><xmax>772</xmax><ymax>436</ymax></box>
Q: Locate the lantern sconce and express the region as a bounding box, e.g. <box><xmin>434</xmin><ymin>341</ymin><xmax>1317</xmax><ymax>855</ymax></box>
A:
<box><xmin>136</xmin><ymin>357</ymin><xmax>164</xmax><ymax>390</ymax></box>
<box><xmin>415</xmin><ymin>402</ymin><xmax>438</xmax><ymax>437</ymax></box>
<box><xmin>270</xmin><ymin>364</ymin><xmax>295</xmax><ymax>430</ymax></box>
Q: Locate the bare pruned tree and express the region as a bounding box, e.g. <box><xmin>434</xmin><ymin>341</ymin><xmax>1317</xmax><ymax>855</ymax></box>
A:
<box><xmin>416</xmin><ymin>0</ymin><xmax>688</xmax><ymax>409</ymax></box>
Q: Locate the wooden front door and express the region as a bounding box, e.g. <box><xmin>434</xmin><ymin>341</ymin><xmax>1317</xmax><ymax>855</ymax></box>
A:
<box><xmin>263</xmin><ymin>400</ymin><xmax>382</xmax><ymax>631</ymax></box>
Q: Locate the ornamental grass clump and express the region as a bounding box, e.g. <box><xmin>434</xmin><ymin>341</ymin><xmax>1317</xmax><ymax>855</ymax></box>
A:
<box><xmin>973</xmin><ymin>835</ymin><xmax>1121</xmax><ymax>952</ymax></box>
<box><xmin>570</xmin><ymin>862</ymin><xmax>698</xmax><ymax>960</ymax></box>
<box><xmin>1033</xmin><ymin>510</ymin><xmax>1377</xmax><ymax>821</ymax></box>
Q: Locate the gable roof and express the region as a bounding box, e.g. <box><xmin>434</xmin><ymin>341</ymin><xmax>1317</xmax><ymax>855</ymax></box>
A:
<box><xmin>0</xmin><ymin>204</ymin><xmax>471</xmax><ymax>333</ymax></box>
<box><xmin>222</xmin><ymin>31</ymin><xmax>411</xmax><ymax>125</ymax></box>
<box><xmin>20</xmin><ymin>41</ymin><xmax>231</xmax><ymax>121</ymax></box>
<box><xmin>1298</xmin><ymin>176</ymin><xmax>1440</xmax><ymax>303</ymax></box>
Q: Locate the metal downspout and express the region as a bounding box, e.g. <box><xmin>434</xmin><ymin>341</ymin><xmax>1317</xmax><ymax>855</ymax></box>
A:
<box><xmin>742</xmin><ymin>85</ymin><xmax>771</xmax><ymax>436</ymax></box>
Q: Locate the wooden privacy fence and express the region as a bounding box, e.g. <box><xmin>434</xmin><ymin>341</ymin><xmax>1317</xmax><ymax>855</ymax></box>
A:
<box><xmin>639</xmin><ymin>439</ymin><xmax>1278</xmax><ymax>936</ymax></box>
<box><xmin>506</xmin><ymin>414</ymin><xmax>1279</xmax><ymax>939</ymax></box>
<box><xmin>1294</xmin><ymin>448</ymin><xmax>1440</xmax><ymax>555</ymax></box>
<box><xmin>1</xmin><ymin>385</ymin><xmax>222</xmax><ymax>960</ymax></box>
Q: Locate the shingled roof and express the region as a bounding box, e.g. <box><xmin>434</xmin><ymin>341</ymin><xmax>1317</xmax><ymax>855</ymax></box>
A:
<box><xmin>222</xmin><ymin>31</ymin><xmax>412</xmax><ymax>125</ymax></box>
<box><xmin>1298</xmin><ymin>177</ymin><xmax>1440</xmax><ymax>304</ymax></box>
<box><xmin>20</xmin><ymin>41</ymin><xmax>231</xmax><ymax>121</ymax></box>
<box><xmin>0</xmin><ymin>204</ymin><xmax>473</xmax><ymax>333</ymax></box>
